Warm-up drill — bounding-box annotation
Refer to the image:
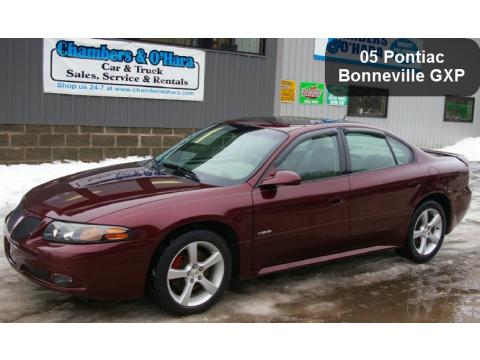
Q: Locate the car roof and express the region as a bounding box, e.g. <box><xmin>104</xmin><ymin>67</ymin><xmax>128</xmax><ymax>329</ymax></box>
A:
<box><xmin>222</xmin><ymin>116</ymin><xmax>378</xmax><ymax>134</ymax></box>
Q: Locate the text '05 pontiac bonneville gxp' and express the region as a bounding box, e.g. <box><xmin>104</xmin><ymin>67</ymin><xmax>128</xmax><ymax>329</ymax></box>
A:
<box><xmin>4</xmin><ymin>117</ymin><xmax>471</xmax><ymax>315</ymax></box>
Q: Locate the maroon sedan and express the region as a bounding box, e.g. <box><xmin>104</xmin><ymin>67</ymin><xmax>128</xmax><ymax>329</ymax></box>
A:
<box><xmin>4</xmin><ymin>117</ymin><xmax>471</xmax><ymax>315</ymax></box>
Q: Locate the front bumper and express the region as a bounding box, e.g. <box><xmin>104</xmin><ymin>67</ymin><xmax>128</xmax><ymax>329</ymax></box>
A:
<box><xmin>4</xmin><ymin>215</ymin><xmax>155</xmax><ymax>300</ymax></box>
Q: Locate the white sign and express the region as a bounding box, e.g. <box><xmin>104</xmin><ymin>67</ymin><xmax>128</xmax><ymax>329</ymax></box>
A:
<box><xmin>43</xmin><ymin>38</ymin><xmax>205</xmax><ymax>101</ymax></box>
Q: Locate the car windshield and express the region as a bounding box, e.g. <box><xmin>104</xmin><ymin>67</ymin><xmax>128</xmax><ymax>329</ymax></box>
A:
<box><xmin>153</xmin><ymin>124</ymin><xmax>287</xmax><ymax>186</ymax></box>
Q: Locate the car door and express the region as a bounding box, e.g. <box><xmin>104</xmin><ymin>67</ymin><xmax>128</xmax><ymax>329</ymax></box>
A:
<box><xmin>252</xmin><ymin>130</ymin><xmax>350</xmax><ymax>270</ymax></box>
<box><xmin>343</xmin><ymin>128</ymin><xmax>424</xmax><ymax>250</ymax></box>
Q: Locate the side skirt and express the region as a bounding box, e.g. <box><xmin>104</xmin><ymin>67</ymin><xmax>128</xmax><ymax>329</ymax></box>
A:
<box><xmin>257</xmin><ymin>245</ymin><xmax>397</xmax><ymax>276</ymax></box>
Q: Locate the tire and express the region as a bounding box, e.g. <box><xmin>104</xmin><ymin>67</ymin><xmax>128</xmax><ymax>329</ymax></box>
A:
<box><xmin>152</xmin><ymin>229</ymin><xmax>232</xmax><ymax>315</ymax></box>
<box><xmin>403</xmin><ymin>200</ymin><xmax>447</xmax><ymax>263</ymax></box>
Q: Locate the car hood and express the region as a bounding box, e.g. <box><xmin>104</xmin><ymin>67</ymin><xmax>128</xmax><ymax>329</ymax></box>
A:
<box><xmin>23</xmin><ymin>161</ymin><xmax>213</xmax><ymax>222</ymax></box>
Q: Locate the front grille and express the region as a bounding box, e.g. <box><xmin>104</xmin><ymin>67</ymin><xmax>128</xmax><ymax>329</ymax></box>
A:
<box><xmin>6</xmin><ymin>204</ymin><xmax>23</xmax><ymax>233</ymax></box>
<box><xmin>10</xmin><ymin>216</ymin><xmax>41</xmax><ymax>242</ymax></box>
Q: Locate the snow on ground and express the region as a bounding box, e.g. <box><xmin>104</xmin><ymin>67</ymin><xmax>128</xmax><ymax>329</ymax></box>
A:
<box><xmin>0</xmin><ymin>157</ymin><xmax>147</xmax><ymax>226</ymax></box>
<box><xmin>440</xmin><ymin>137</ymin><xmax>480</xmax><ymax>162</ymax></box>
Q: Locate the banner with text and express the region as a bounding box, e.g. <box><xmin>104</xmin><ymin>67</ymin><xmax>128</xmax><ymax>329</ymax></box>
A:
<box><xmin>299</xmin><ymin>82</ymin><xmax>324</xmax><ymax>105</ymax></box>
<box><xmin>316</xmin><ymin>38</ymin><xmax>480</xmax><ymax>96</ymax></box>
<box><xmin>43</xmin><ymin>38</ymin><xmax>206</xmax><ymax>101</ymax></box>
<box><xmin>314</xmin><ymin>38</ymin><xmax>424</xmax><ymax>70</ymax></box>
<box><xmin>326</xmin><ymin>85</ymin><xmax>348</xmax><ymax>106</ymax></box>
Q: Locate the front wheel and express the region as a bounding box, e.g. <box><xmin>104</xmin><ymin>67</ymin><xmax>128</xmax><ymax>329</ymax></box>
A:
<box><xmin>153</xmin><ymin>229</ymin><xmax>232</xmax><ymax>315</ymax></box>
<box><xmin>403</xmin><ymin>201</ymin><xmax>446</xmax><ymax>262</ymax></box>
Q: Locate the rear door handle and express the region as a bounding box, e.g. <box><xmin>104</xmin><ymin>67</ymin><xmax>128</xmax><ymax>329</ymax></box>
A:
<box><xmin>328</xmin><ymin>196</ymin><xmax>345</xmax><ymax>205</ymax></box>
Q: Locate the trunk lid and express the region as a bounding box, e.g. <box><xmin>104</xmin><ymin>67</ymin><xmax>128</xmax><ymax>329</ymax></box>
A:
<box><xmin>422</xmin><ymin>149</ymin><xmax>469</xmax><ymax>167</ymax></box>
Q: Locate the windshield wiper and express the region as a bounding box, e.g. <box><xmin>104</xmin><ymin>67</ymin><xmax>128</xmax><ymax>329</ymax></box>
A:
<box><xmin>160</xmin><ymin>162</ymin><xmax>200</xmax><ymax>182</ymax></box>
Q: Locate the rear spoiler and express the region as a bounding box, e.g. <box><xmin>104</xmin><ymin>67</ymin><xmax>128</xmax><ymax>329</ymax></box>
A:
<box><xmin>422</xmin><ymin>149</ymin><xmax>469</xmax><ymax>167</ymax></box>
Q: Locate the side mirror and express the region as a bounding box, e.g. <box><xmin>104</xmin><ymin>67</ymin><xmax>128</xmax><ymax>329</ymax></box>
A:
<box><xmin>260</xmin><ymin>170</ymin><xmax>301</xmax><ymax>187</ymax></box>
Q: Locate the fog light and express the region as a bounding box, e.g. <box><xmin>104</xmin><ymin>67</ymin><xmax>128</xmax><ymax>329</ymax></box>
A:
<box><xmin>51</xmin><ymin>274</ymin><xmax>72</xmax><ymax>287</ymax></box>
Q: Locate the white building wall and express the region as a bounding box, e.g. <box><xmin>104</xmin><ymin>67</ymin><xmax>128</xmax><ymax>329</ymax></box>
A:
<box><xmin>274</xmin><ymin>38</ymin><xmax>480</xmax><ymax>148</ymax></box>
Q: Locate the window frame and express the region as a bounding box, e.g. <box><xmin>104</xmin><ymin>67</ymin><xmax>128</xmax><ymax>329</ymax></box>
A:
<box><xmin>347</xmin><ymin>86</ymin><xmax>389</xmax><ymax>119</ymax></box>
<box><xmin>385</xmin><ymin>134</ymin><xmax>415</xmax><ymax>166</ymax></box>
<box><xmin>126</xmin><ymin>38</ymin><xmax>266</xmax><ymax>57</ymax></box>
<box><xmin>340</xmin><ymin>128</ymin><xmax>415</xmax><ymax>175</ymax></box>
<box><xmin>256</xmin><ymin>128</ymin><xmax>348</xmax><ymax>187</ymax></box>
<box><xmin>443</xmin><ymin>96</ymin><xmax>475</xmax><ymax>123</ymax></box>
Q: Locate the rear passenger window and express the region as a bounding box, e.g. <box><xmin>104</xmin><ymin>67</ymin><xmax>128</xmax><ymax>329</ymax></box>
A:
<box><xmin>346</xmin><ymin>132</ymin><xmax>396</xmax><ymax>172</ymax></box>
<box><xmin>387</xmin><ymin>136</ymin><xmax>413</xmax><ymax>165</ymax></box>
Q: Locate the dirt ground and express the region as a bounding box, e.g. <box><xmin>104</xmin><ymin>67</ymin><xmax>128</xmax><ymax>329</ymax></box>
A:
<box><xmin>1</xmin><ymin>163</ymin><xmax>479</xmax><ymax>322</ymax></box>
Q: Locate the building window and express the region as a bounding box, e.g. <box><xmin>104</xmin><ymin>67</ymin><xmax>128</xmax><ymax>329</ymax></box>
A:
<box><xmin>130</xmin><ymin>38</ymin><xmax>266</xmax><ymax>56</ymax></box>
<box><xmin>347</xmin><ymin>86</ymin><xmax>389</xmax><ymax>118</ymax></box>
<box><xmin>444</xmin><ymin>96</ymin><xmax>475</xmax><ymax>122</ymax></box>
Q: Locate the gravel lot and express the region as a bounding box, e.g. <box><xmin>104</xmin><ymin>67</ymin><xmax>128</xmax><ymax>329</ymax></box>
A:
<box><xmin>0</xmin><ymin>163</ymin><xmax>479</xmax><ymax>322</ymax></box>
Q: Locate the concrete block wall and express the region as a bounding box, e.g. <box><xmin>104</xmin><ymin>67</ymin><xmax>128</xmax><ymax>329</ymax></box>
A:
<box><xmin>0</xmin><ymin>124</ymin><xmax>197</xmax><ymax>164</ymax></box>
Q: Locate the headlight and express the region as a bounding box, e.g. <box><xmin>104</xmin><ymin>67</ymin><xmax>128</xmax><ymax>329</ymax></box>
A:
<box><xmin>43</xmin><ymin>221</ymin><xmax>130</xmax><ymax>244</ymax></box>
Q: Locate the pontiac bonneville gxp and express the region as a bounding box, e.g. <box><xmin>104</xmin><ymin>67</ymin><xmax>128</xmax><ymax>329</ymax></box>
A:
<box><xmin>4</xmin><ymin>117</ymin><xmax>471</xmax><ymax>315</ymax></box>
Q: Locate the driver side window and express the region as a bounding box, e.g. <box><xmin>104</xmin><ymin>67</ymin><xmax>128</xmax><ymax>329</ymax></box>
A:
<box><xmin>277</xmin><ymin>134</ymin><xmax>341</xmax><ymax>181</ymax></box>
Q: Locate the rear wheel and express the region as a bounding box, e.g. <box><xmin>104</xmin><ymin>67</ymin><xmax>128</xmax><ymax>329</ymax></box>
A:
<box><xmin>153</xmin><ymin>229</ymin><xmax>232</xmax><ymax>315</ymax></box>
<box><xmin>403</xmin><ymin>201</ymin><xmax>446</xmax><ymax>262</ymax></box>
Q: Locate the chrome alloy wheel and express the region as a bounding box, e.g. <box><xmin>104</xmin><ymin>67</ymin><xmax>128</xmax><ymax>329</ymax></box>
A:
<box><xmin>413</xmin><ymin>208</ymin><xmax>443</xmax><ymax>256</ymax></box>
<box><xmin>167</xmin><ymin>241</ymin><xmax>225</xmax><ymax>307</ymax></box>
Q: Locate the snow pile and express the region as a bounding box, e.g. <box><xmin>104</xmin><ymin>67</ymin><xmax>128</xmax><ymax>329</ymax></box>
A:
<box><xmin>440</xmin><ymin>137</ymin><xmax>480</xmax><ymax>162</ymax></box>
<box><xmin>0</xmin><ymin>157</ymin><xmax>147</xmax><ymax>227</ymax></box>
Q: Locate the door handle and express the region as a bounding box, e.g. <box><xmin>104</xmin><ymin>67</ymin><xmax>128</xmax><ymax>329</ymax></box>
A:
<box><xmin>328</xmin><ymin>196</ymin><xmax>345</xmax><ymax>205</ymax></box>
